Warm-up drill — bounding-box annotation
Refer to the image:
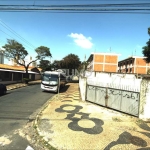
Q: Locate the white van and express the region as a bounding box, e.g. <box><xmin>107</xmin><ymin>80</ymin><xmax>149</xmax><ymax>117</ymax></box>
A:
<box><xmin>41</xmin><ymin>71</ymin><xmax>66</xmax><ymax>93</ymax></box>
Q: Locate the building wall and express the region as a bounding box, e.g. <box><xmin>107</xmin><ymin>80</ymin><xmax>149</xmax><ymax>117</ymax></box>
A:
<box><xmin>93</xmin><ymin>53</ymin><xmax>118</xmax><ymax>72</ymax></box>
<box><xmin>104</xmin><ymin>65</ymin><xmax>117</xmax><ymax>72</ymax></box>
<box><xmin>94</xmin><ymin>55</ymin><xmax>104</xmax><ymax>62</ymax></box>
<box><xmin>105</xmin><ymin>55</ymin><xmax>118</xmax><ymax>63</ymax></box>
<box><xmin>135</xmin><ymin>58</ymin><xmax>150</xmax><ymax>74</ymax></box>
<box><xmin>94</xmin><ymin>64</ymin><xmax>103</xmax><ymax>71</ymax></box>
<box><xmin>118</xmin><ymin>57</ymin><xmax>150</xmax><ymax>75</ymax></box>
<box><xmin>136</xmin><ymin>58</ymin><xmax>147</xmax><ymax>66</ymax></box>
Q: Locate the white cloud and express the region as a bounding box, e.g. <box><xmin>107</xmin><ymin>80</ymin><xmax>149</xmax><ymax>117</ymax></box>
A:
<box><xmin>68</xmin><ymin>33</ymin><xmax>93</xmax><ymax>49</ymax></box>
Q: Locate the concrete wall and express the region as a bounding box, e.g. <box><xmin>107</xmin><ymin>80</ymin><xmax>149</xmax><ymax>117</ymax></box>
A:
<box><xmin>79</xmin><ymin>76</ymin><xmax>87</xmax><ymax>101</ymax></box>
<box><xmin>79</xmin><ymin>72</ymin><xmax>150</xmax><ymax>121</ymax></box>
<box><xmin>35</xmin><ymin>74</ymin><xmax>41</xmax><ymax>80</ymax></box>
<box><xmin>139</xmin><ymin>77</ymin><xmax>150</xmax><ymax>121</ymax></box>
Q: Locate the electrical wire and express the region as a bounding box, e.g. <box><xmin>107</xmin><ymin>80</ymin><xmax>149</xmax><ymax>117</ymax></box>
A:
<box><xmin>0</xmin><ymin>20</ymin><xmax>36</xmax><ymax>49</ymax></box>
<box><xmin>0</xmin><ymin>3</ymin><xmax>149</xmax><ymax>13</ymax></box>
<box><xmin>0</xmin><ymin>29</ymin><xmax>35</xmax><ymax>51</ymax></box>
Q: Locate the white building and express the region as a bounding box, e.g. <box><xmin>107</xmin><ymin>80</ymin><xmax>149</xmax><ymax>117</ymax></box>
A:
<box><xmin>8</xmin><ymin>55</ymin><xmax>37</xmax><ymax>67</ymax></box>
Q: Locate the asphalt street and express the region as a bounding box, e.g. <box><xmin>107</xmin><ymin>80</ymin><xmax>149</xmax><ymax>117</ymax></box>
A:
<box><xmin>0</xmin><ymin>84</ymin><xmax>55</xmax><ymax>150</ymax></box>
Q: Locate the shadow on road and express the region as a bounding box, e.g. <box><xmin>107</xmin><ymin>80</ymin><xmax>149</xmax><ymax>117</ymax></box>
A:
<box><xmin>59</xmin><ymin>85</ymin><xmax>70</xmax><ymax>93</ymax></box>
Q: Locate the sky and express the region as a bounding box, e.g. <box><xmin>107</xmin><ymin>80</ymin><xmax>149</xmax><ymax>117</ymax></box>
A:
<box><xmin>0</xmin><ymin>0</ymin><xmax>150</xmax><ymax>65</ymax></box>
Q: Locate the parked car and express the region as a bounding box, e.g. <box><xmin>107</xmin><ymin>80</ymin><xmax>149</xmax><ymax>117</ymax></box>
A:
<box><xmin>0</xmin><ymin>84</ymin><xmax>7</xmax><ymax>95</ymax></box>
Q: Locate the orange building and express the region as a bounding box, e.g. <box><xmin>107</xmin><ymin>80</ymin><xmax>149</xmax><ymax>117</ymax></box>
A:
<box><xmin>118</xmin><ymin>56</ymin><xmax>150</xmax><ymax>74</ymax></box>
<box><xmin>87</xmin><ymin>52</ymin><xmax>120</xmax><ymax>72</ymax></box>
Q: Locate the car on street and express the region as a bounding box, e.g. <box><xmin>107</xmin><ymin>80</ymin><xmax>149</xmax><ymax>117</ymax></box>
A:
<box><xmin>0</xmin><ymin>84</ymin><xmax>7</xmax><ymax>95</ymax></box>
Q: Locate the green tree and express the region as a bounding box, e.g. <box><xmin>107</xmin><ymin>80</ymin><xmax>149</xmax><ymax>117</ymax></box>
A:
<box><xmin>61</xmin><ymin>54</ymin><xmax>81</xmax><ymax>74</ymax></box>
<box><xmin>51</xmin><ymin>60</ymin><xmax>62</xmax><ymax>70</ymax></box>
<box><xmin>78</xmin><ymin>61</ymin><xmax>89</xmax><ymax>71</ymax></box>
<box><xmin>2</xmin><ymin>39</ymin><xmax>52</xmax><ymax>78</ymax></box>
<box><xmin>62</xmin><ymin>54</ymin><xmax>81</xmax><ymax>69</ymax></box>
<box><xmin>142</xmin><ymin>27</ymin><xmax>150</xmax><ymax>63</ymax></box>
<box><xmin>38</xmin><ymin>60</ymin><xmax>51</xmax><ymax>72</ymax></box>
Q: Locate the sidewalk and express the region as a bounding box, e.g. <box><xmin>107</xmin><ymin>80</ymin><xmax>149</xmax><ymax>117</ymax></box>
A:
<box><xmin>35</xmin><ymin>83</ymin><xmax>150</xmax><ymax>150</ymax></box>
<box><xmin>6</xmin><ymin>80</ymin><xmax>41</xmax><ymax>91</ymax></box>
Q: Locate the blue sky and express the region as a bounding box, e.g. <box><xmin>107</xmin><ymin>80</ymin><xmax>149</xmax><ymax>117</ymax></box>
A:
<box><xmin>0</xmin><ymin>0</ymin><xmax>150</xmax><ymax>64</ymax></box>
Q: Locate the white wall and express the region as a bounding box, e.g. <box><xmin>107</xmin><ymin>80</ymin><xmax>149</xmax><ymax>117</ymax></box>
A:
<box><xmin>79</xmin><ymin>77</ymin><xmax>87</xmax><ymax>101</ymax></box>
<box><xmin>139</xmin><ymin>78</ymin><xmax>150</xmax><ymax>121</ymax></box>
<box><xmin>79</xmin><ymin>72</ymin><xmax>150</xmax><ymax>120</ymax></box>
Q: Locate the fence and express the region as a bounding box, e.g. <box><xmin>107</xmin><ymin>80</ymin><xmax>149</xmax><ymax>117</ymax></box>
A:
<box><xmin>79</xmin><ymin>72</ymin><xmax>150</xmax><ymax>121</ymax></box>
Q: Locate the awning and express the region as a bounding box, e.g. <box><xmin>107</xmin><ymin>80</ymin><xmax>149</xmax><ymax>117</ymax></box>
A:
<box><xmin>0</xmin><ymin>69</ymin><xmax>40</xmax><ymax>74</ymax></box>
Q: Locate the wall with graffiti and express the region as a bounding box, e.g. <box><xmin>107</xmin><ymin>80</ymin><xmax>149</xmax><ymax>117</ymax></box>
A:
<box><xmin>79</xmin><ymin>72</ymin><xmax>150</xmax><ymax>120</ymax></box>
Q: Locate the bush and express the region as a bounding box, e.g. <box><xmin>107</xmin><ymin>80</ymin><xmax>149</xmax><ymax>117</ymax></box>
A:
<box><xmin>23</xmin><ymin>78</ymin><xmax>30</xmax><ymax>84</ymax></box>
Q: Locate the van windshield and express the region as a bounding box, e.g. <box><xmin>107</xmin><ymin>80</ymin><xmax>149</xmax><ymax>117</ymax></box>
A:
<box><xmin>42</xmin><ymin>73</ymin><xmax>59</xmax><ymax>85</ymax></box>
<box><xmin>42</xmin><ymin>73</ymin><xmax>58</xmax><ymax>81</ymax></box>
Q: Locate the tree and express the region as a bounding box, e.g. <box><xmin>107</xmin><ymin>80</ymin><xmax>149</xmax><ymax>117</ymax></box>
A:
<box><xmin>61</xmin><ymin>54</ymin><xmax>81</xmax><ymax>75</ymax></box>
<box><xmin>38</xmin><ymin>60</ymin><xmax>51</xmax><ymax>72</ymax></box>
<box><xmin>142</xmin><ymin>27</ymin><xmax>150</xmax><ymax>63</ymax></box>
<box><xmin>51</xmin><ymin>60</ymin><xmax>62</xmax><ymax>70</ymax></box>
<box><xmin>2</xmin><ymin>39</ymin><xmax>52</xmax><ymax>78</ymax></box>
<box><xmin>78</xmin><ymin>61</ymin><xmax>89</xmax><ymax>71</ymax></box>
<box><xmin>62</xmin><ymin>54</ymin><xmax>81</xmax><ymax>69</ymax></box>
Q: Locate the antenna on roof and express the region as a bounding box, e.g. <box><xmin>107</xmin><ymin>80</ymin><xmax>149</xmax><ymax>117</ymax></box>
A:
<box><xmin>110</xmin><ymin>47</ymin><xmax>111</xmax><ymax>53</ymax></box>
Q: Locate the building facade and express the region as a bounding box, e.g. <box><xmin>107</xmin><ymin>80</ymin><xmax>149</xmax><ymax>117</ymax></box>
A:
<box><xmin>118</xmin><ymin>56</ymin><xmax>150</xmax><ymax>74</ymax></box>
<box><xmin>87</xmin><ymin>52</ymin><xmax>120</xmax><ymax>72</ymax></box>
<box><xmin>0</xmin><ymin>64</ymin><xmax>41</xmax><ymax>83</ymax></box>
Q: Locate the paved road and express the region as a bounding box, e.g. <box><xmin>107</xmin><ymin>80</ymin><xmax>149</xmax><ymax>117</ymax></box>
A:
<box><xmin>0</xmin><ymin>84</ymin><xmax>55</xmax><ymax>150</ymax></box>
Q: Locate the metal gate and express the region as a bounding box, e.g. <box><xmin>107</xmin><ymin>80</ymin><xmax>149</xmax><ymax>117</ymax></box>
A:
<box><xmin>86</xmin><ymin>84</ymin><xmax>140</xmax><ymax>116</ymax></box>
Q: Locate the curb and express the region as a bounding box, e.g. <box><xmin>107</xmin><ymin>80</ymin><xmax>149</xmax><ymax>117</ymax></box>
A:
<box><xmin>6</xmin><ymin>82</ymin><xmax>41</xmax><ymax>91</ymax></box>
<box><xmin>33</xmin><ymin>94</ymin><xmax>58</xmax><ymax>150</ymax></box>
<box><xmin>7</xmin><ymin>84</ymin><xmax>27</xmax><ymax>91</ymax></box>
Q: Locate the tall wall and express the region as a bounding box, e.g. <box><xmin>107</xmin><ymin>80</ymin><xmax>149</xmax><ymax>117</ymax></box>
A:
<box><xmin>139</xmin><ymin>77</ymin><xmax>150</xmax><ymax>121</ymax></box>
<box><xmin>80</xmin><ymin>72</ymin><xmax>150</xmax><ymax>121</ymax></box>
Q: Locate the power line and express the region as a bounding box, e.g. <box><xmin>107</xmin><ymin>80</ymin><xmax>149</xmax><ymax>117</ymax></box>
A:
<box><xmin>0</xmin><ymin>1</ymin><xmax>149</xmax><ymax>13</ymax></box>
<box><xmin>0</xmin><ymin>3</ymin><xmax>149</xmax><ymax>13</ymax></box>
<box><xmin>0</xmin><ymin>8</ymin><xmax>150</xmax><ymax>12</ymax></box>
<box><xmin>0</xmin><ymin>2</ymin><xmax>150</xmax><ymax>7</ymax></box>
<box><xmin>0</xmin><ymin>28</ymin><xmax>35</xmax><ymax>50</ymax></box>
<box><xmin>1</xmin><ymin>10</ymin><xmax>150</xmax><ymax>14</ymax></box>
<box><xmin>0</xmin><ymin>0</ymin><xmax>149</xmax><ymax>2</ymax></box>
<box><xmin>0</xmin><ymin>20</ymin><xmax>36</xmax><ymax>49</ymax></box>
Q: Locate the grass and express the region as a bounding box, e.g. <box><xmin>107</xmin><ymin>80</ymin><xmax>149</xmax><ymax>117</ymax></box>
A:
<box><xmin>135</xmin><ymin>119</ymin><xmax>145</xmax><ymax>125</ymax></box>
<box><xmin>33</xmin><ymin>122</ymin><xmax>57</xmax><ymax>150</ymax></box>
<box><xmin>112</xmin><ymin>117</ymin><xmax>122</xmax><ymax>122</ymax></box>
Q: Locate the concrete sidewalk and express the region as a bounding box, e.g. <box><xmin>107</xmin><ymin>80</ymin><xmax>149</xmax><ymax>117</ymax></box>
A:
<box><xmin>34</xmin><ymin>83</ymin><xmax>150</xmax><ymax>150</ymax></box>
<box><xmin>6</xmin><ymin>80</ymin><xmax>41</xmax><ymax>91</ymax></box>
